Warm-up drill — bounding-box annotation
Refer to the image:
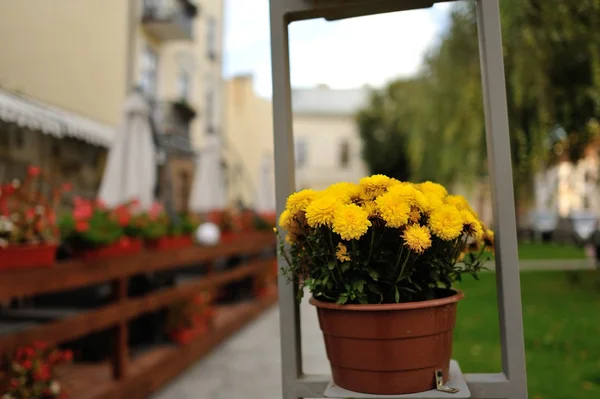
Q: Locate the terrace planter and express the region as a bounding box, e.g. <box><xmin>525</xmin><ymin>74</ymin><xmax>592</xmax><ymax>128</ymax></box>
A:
<box><xmin>310</xmin><ymin>290</ymin><xmax>463</xmax><ymax>395</ymax></box>
<box><xmin>146</xmin><ymin>235</ymin><xmax>193</xmax><ymax>251</ymax></box>
<box><xmin>75</xmin><ymin>238</ymin><xmax>143</xmax><ymax>261</ymax></box>
<box><xmin>0</xmin><ymin>244</ymin><xmax>57</xmax><ymax>271</ymax></box>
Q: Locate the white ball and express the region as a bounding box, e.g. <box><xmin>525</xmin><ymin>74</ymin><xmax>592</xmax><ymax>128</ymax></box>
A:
<box><xmin>195</xmin><ymin>223</ymin><xmax>221</xmax><ymax>246</ymax></box>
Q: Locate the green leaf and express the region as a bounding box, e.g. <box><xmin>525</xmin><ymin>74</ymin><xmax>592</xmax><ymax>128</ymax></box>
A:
<box><xmin>328</xmin><ymin>262</ymin><xmax>336</xmax><ymax>271</ymax></box>
<box><xmin>394</xmin><ymin>286</ymin><xmax>400</xmax><ymax>303</ymax></box>
<box><xmin>341</xmin><ymin>262</ymin><xmax>351</xmax><ymax>272</ymax></box>
<box><xmin>336</xmin><ymin>294</ymin><xmax>349</xmax><ymax>305</ymax></box>
<box><xmin>353</xmin><ymin>280</ymin><xmax>366</xmax><ymax>293</ymax></box>
<box><xmin>368</xmin><ymin>269</ymin><xmax>380</xmax><ymax>281</ymax></box>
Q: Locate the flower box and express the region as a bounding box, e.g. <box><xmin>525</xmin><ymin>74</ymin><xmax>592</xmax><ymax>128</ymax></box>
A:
<box><xmin>75</xmin><ymin>238</ymin><xmax>143</xmax><ymax>261</ymax></box>
<box><xmin>146</xmin><ymin>235</ymin><xmax>193</xmax><ymax>251</ymax></box>
<box><xmin>168</xmin><ymin>312</ymin><xmax>214</xmax><ymax>345</ymax></box>
<box><xmin>0</xmin><ymin>244</ymin><xmax>57</xmax><ymax>272</ymax></box>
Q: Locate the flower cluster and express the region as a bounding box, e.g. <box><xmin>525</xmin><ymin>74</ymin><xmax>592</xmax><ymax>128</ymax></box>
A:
<box><xmin>133</xmin><ymin>203</ymin><xmax>197</xmax><ymax>240</ymax></box>
<box><xmin>0</xmin><ymin>341</ymin><xmax>72</xmax><ymax>399</ymax></box>
<box><xmin>165</xmin><ymin>292</ymin><xmax>215</xmax><ymax>334</ymax></box>
<box><xmin>277</xmin><ymin>175</ymin><xmax>494</xmax><ymax>304</ymax></box>
<box><xmin>58</xmin><ymin>198</ymin><xmax>145</xmax><ymax>249</ymax></box>
<box><xmin>0</xmin><ymin>166</ymin><xmax>70</xmax><ymax>248</ymax></box>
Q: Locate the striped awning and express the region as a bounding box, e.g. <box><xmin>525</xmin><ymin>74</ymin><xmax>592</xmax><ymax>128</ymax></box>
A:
<box><xmin>0</xmin><ymin>89</ymin><xmax>115</xmax><ymax>147</ymax></box>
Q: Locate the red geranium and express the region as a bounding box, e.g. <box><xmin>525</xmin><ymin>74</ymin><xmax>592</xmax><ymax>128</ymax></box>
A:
<box><xmin>27</xmin><ymin>165</ymin><xmax>41</xmax><ymax>177</ymax></box>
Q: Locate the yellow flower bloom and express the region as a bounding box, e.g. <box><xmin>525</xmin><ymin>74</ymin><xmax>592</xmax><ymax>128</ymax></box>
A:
<box><xmin>409</xmin><ymin>208</ymin><xmax>421</xmax><ymax>224</ymax></box>
<box><xmin>359</xmin><ymin>174</ymin><xmax>394</xmax><ymax>200</ymax></box>
<box><xmin>285</xmin><ymin>233</ymin><xmax>296</xmax><ymax>243</ymax></box>
<box><xmin>278</xmin><ymin>209</ymin><xmax>292</xmax><ymax>229</ymax></box>
<box><xmin>305</xmin><ymin>195</ymin><xmax>340</xmax><ymax>227</ymax></box>
<box><xmin>332</xmin><ymin>204</ymin><xmax>371</xmax><ymax>241</ymax></box>
<box><xmin>375</xmin><ymin>191</ymin><xmax>411</xmax><ymax>228</ymax></box>
<box><xmin>446</xmin><ymin>194</ymin><xmax>476</xmax><ymax>214</ymax></box>
<box><xmin>336</xmin><ymin>242</ymin><xmax>351</xmax><ymax>262</ymax></box>
<box><xmin>324</xmin><ymin>182</ymin><xmax>361</xmax><ymax>203</ymax></box>
<box><xmin>461</xmin><ymin>210</ymin><xmax>484</xmax><ymax>241</ymax></box>
<box><xmin>402</xmin><ymin>224</ymin><xmax>432</xmax><ymax>254</ymax></box>
<box><xmin>428</xmin><ymin>204</ymin><xmax>463</xmax><ymax>241</ymax></box>
<box><xmin>361</xmin><ymin>200</ymin><xmax>378</xmax><ymax>218</ymax></box>
<box><xmin>286</xmin><ymin>189</ymin><xmax>317</xmax><ymax>213</ymax></box>
<box><xmin>417</xmin><ymin>181</ymin><xmax>448</xmax><ymax>198</ymax></box>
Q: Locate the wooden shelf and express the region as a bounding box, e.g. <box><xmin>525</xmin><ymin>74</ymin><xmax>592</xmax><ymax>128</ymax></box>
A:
<box><xmin>0</xmin><ymin>233</ymin><xmax>277</xmax><ymax>398</ymax></box>
<box><xmin>0</xmin><ymin>232</ymin><xmax>275</xmax><ymax>300</ymax></box>
<box><xmin>56</xmin><ymin>297</ymin><xmax>278</xmax><ymax>399</ymax></box>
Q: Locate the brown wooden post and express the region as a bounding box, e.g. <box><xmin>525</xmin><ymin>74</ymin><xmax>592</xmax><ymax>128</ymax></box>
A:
<box><xmin>112</xmin><ymin>276</ymin><xmax>129</xmax><ymax>380</ymax></box>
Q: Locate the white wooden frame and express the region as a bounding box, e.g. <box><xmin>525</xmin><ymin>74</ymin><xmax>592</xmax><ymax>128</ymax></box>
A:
<box><xmin>269</xmin><ymin>1</ymin><xmax>528</xmax><ymax>398</ymax></box>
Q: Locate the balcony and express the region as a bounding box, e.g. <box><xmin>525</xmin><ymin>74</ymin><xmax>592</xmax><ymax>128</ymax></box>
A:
<box><xmin>142</xmin><ymin>0</ymin><xmax>198</xmax><ymax>42</ymax></box>
<box><xmin>153</xmin><ymin>100</ymin><xmax>197</xmax><ymax>156</ymax></box>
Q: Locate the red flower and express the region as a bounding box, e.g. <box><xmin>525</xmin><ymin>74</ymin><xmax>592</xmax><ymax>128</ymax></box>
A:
<box><xmin>23</xmin><ymin>347</ymin><xmax>35</xmax><ymax>357</ymax></box>
<box><xmin>33</xmin><ymin>363</ymin><xmax>51</xmax><ymax>381</ymax></box>
<box><xmin>27</xmin><ymin>165</ymin><xmax>41</xmax><ymax>177</ymax></box>
<box><xmin>22</xmin><ymin>359</ymin><xmax>33</xmax><ymax>370</ymax></box>
<box><xmin>114</xmin><ymin>206</ymin><xmax>131</xmax><ymax>227</ymax></box>
<box><xmin>62</xmin><ymin>349</ymin><xmax>73</xmax><ymax>362</ymax></box>
<box><xmin>1</xmin><ymin>183</ymin><xmax>16</xmax><ymax>196</ymax></box>
<box><xmin>25</xmin><ymin>208</ymin><xmax>36</xmax><ymax>220</ymax></box>
<box><xmin>9</xmin><ymin>378</ymin><xmax>19</xmax><ymax>388</ymax></box>
<box><xmin>61</xmin><ymin>183</ymin><xmax>73</xmax><ymax>192</ymax></box>
<box><xmin>75</xmin><ymin>220</ymin><xmax>90</xmax><ymax>233</ymax></box>
<box><xmin>33</xmin><ymin>341</ymin><xmax>48</xmax><ymax>350</ymax></box>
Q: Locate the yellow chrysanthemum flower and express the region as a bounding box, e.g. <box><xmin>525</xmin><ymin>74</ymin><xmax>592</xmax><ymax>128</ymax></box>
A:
<box><xmin>409</xmin><ymin>208</ymin><xmax>421</xmax><ymax>224</ymax></box>
<box><xmin>278</xmin><ymin>209</ymin><xmax>292</xmax><ymax>229</ymax></box>
<box><xmin>286</xmin><ymin>189</ymin><xmax>317</xmax><ymax>213</ymax></box>
<box><xmin>324</xmin><ymin>182</ymin><xmax>361</xmax><ymax>203</ymax></box>
<box><xmin>336</xmin><ymin>242</ymin><xmax>351</xmax><ymax>262</ymax></box>
<box><xmin>305</xmin><ymin>195</ymin><xmax>339</xmax><ymax>227</ymax></box>
<box><xmin>332</xmin><ymin>204</ymin><xmax>371</xmax><ymax>241</ymax></box>
<box><xmin>375</xmin><ymin>191</ymin><xmax>411</xmax><ymax>228</ymax></box>
<box><xmin>461</xmin><ymin>210</ymin><xmax>484</xmax><ymax>241</ymax></box>
<box><xmin>428</xmin><ymin>204</ymin><xmax>464</xmax><ymax>241</ymax></box>
<box><xmin>361</xmin><ymin>200</ymin><xmax>378</xmax><ymax>218</ymax></box>
<box><xmin>359</xmin><ymin>174</ymin><xmax>394</xmax><ymax>200</ymax></box>
<box><xmin>445</xmin><ymin>194</ymin><xmax>476</xmax><ymax>214</ymax></box>
<box><xmin>417</xmin><ymin>181</ymin><xmax>448</xmax><ymax>198</ymax></box>
<box><xmin>402</xmin><ymin>224</ymin><xmax>432</xmax><ymax>254</ymax></box>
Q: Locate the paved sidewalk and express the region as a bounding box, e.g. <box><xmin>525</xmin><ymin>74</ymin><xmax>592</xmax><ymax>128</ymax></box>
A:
<box><xmin>151</xmin><ymin>298</ymin><xmax>327</xmax><ymax>399</ymax></box>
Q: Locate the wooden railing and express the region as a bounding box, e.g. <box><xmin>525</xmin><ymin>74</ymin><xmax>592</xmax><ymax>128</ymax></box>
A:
<box><xmin>0</xmin><ymin>232</ymin><xmax>277</xmax><ymax>399</ymax></box>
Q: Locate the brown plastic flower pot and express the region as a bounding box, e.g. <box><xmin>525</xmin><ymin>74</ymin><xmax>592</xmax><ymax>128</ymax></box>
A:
<box><xmin>310</xmin><ymin>290</ymin><xmax>463</xmax><ymax>395</ymax></box>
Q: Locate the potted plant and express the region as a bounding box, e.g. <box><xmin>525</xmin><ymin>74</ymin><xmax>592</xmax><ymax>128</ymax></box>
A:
<box><xmin>140</xmin><ymin>203</ymin><xmax>197</xmax><ymax>250</ymax></box>
<box><xmin>253</xmin><ymin>259</ymin><xmax>278</xmax><ymax>299</ymax></box>
<box><xmin>58</xmin><ymin>198</ymin><xmax>143</xmax><ymax>260</ymax></box>
<box><xmin>0</xmin><ymin>341</ymin><xmax>73</xmax><ymax>398</ymax></box>
<box><xmin>166</xmin><ymin>292</ymin><xmax>215</xmax><ymax>345</ymax></box>
<box><xmin>276</xmin><ymin>175</ymin><xmax>493</xmax><ymax>395</ymax></box>
<box><xmin>0</xmin><ymin>166</ymin><xmax>70</xmax><ymax>271</ymax></box>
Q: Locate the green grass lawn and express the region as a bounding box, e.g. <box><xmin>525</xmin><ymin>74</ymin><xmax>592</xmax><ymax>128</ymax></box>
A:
<box><xmin>517</xmin><ymin>242</ymin><xmax>587</xmax><ymax>260</ymax></box>
<box><xmin>454</xmin><ymin>271</ymin><xmax>600</xmax><ymax>399</ymax></box>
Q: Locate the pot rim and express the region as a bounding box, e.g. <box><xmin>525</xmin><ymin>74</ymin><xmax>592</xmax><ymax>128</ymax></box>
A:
<box><xmin>309</xmin><ymin>289</ymin><xmax>464</xmax><ymax>311</ymax></box>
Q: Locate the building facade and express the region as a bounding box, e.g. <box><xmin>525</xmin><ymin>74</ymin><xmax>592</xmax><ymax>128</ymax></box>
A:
<box><xmin>0</xmin><ymin>0</ymin><xmax>224</xmax><ymax>211</ymax></box>
<box><xmin>292</xmin><ymin>86</ymin><xmax>370</xmax><ymax>191</ymax></box>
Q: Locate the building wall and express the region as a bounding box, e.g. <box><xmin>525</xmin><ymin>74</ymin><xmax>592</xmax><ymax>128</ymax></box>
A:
<box><xmin>223</xmin><ymin>75</ymin><xmax>274</xmax><ymax>206</ymax></box>
<box><xmin>0</xmin><ymin>0</ymin><xmax>129</xmax><ymax>126</ymax></box>
<box><xmin>293</xmin><ymin>114</ymin><xmax>368</xmax><ymax>190</ymax></box>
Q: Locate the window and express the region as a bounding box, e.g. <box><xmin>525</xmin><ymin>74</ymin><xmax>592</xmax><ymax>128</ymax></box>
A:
<box><xmin>295</xmin><ymin>139</ymin><xmax>307</xmax><ymax>168</ymax></box>
<box><xmin>140</xmin><ymin>46</ymin><xmax>158</xmax><ymax>99</ymax></box>
<box><xmin>339</xmin><ymin>140</ymin><xmax>350</xmax><ymax>168</ymax></box>
<box><xmin>207</xmin><ymin>16</ymin><xmax>217</xmax><ymax>59</ymax></box>
<box><xmin>177</xmin><ymin>69</ymin><xmax>190</xmax><ymax>100</ymax></box>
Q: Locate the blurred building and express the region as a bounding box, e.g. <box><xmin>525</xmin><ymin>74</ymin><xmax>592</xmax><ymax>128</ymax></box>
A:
<box><xmin>292</xmin><ymin>85</ymin><xmax>370</xmax><ymax>190</ymax></box>
<box><xmin>223</xmin><ymin>79</ymin><xmax>371</xmax><ymax>207</ymax></box>
<box><xmin>0</xmin><ymin>0</ymin><xmax>224</xmax><ymax>211</ymax></box>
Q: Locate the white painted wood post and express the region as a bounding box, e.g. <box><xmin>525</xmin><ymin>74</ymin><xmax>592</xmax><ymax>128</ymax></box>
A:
<box><xmin>269</xmin><ymin>1</ymin><xmax>528</xmax><ymax>397</ymax></box>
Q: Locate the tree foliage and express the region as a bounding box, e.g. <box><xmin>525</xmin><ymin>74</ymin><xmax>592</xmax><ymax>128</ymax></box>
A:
<box><xmin>357</xmin><ymin>1</ymin><xmax>600</xmax><ymax>201</ymax></box>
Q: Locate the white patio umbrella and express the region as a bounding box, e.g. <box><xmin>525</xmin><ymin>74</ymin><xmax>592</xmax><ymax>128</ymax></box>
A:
<box><xmin>189</xmin><ymin>134</ymin><xmax>227</xmax><ymax>213</ymax></box>
<box><xmin>255</xmin><ymin>154</ymin><xmax>275</xmax><ymax>213</ymax></box>
<box><xmin>98</xmin><ymin>91</ymin><xmax>156</xmax><ymax>211</ymax></box>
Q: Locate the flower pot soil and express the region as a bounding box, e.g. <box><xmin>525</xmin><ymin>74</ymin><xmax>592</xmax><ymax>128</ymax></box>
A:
<box><xmin>75</xmin><ymin>238</ymin><xmax>143</xmax><ymax>261</ymax></box>
<box><xmin>146</xmin><ymin>235</ymin><xmax>193</xmax><ymax>251</ymax></box>
<box><xmin>310</xmin><ymin>290</ymin><xmax>464</xmax><ymax>395</ymax></box>
<box><xmin>0</xmin><ymin>244</ymin><xmax>57</xmax><ymax>271</ymax></box>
